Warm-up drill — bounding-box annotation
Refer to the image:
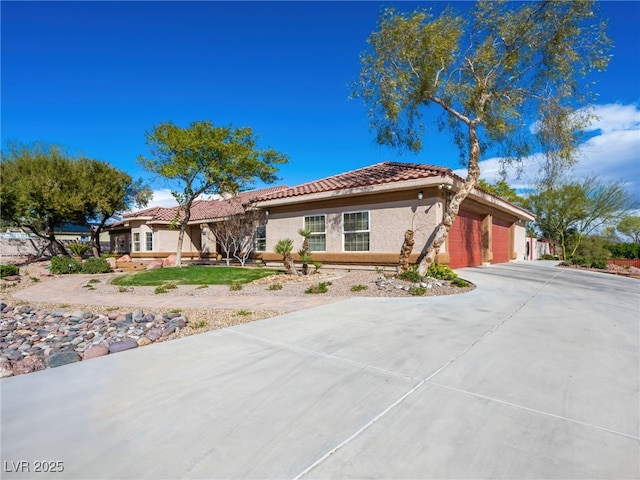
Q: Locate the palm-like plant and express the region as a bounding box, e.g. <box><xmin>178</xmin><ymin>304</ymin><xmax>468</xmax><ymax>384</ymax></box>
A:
<box><xmin>297</xmin><ymin>228</ymin><xmax>313</xmax><ymax>275</ymax></box>
<box><xmin>275</xmin><ymin>238</ymin><xmax>297</xmax><ymax>275</ymax></box>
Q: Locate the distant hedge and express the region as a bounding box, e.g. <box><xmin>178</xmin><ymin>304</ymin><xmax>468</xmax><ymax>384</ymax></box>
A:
<box><xmin>605</xmin><ymin>243</ymin><xmax>640</xmax><ymax>259</ymax></box>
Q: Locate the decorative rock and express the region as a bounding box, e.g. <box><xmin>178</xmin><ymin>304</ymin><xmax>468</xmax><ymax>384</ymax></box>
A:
<box><xmin>106</xmin><ymin>257</ymin><xmax>117</xmax><ymax>269</ymax></box>
<box><xmin>3</xmin><ymin>275</ymin><xmax>21</xmax><ymax>282</ymax></box>
<box><xmin>117</xmin><ymin>254</ymin><xmax>132</xmax><ymax>262</ymax></box>
<box><xmin>146</xmin><ymin>259</ymin><xmax>164</xmax><ymax>270</ymax></box>
<box><xmin>83</xmin><ymin>344</ymin><xmax>109</xmax><ymax>359</ymax></box>
<box><xmin>4</xmin><ymin>349</ymin><xmax>23</xmax><ymax>362</ymax></box>
<box><xmin>45</xmin><ymin>351</ymin><xmax>82</xmax><ymax>368</ymax></box>
<box><xmin>108</xmin><ymin>339</ymin><xmax>138</xmax><ymax>353</ymax></box>
<box><xmin>162</xmin><ymin>253</ymin><xmax>177</xmax><ymax>267</ymax></box>
<box><xmin>0</xmin><ymin>357</ymin><xmax>14</xmax><ymax>378</ymax></box>
<box><xmin>12</xmin><ymin>356</ymin><xmax>45</xmax><ymax>375</ymax></box>
<box><xmin>137</xmin><ymin>337</ymin><xmax>152</xmax><ymax>347</ymax></box>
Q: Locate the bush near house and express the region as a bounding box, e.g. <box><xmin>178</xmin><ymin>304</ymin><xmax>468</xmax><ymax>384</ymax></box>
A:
<box><xmin>50</xmin><ymin>255</ymin><xmax>111</xmax><ymax>274</ymax></box>
<box><xmin>0</xmin><ymin>264</ymin><xmax>19</xmax><ymax>278</ymax></box>
<box><xmin>50</xmin><ymin>256</ymin><xmax>82</xmax><ymax>274</ymax></box>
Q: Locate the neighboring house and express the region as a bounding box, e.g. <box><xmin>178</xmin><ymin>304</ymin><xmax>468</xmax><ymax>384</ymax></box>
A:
<box><xmin>0</xmin><ymin>224</ymin><xmax>108</xmax><ymax>260</ymax></box>
<box><xmin>107</xmin><ymin>186</ymin><xmax>288</xmax><ymax>260</ymax></box>
<box><xmin>253</xmin><ymin>162</ymin><xmax>535</xmax><ymax>268</ymax></box>
<box><xmin>110</xmin><ymin>161</ymin><xmax>535</xmax><ymax>268</ymax></box>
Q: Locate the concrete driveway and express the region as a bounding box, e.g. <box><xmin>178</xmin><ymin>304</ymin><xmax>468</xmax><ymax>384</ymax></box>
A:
<box><xmin>1</xmin><ymin>262</ymin><xmax>638</xmax><ymax>479</ymax></box>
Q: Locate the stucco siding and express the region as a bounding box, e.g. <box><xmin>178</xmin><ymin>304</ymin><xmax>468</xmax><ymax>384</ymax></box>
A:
<box><xmin>264</xmin><ymin>198</ymin><xmax>441</xmax><ymax>256</ymax></box>
<box><xmin>513</xmin><ymin>223</ymin><xmax>528</xmax><ymax>261</ymax></box>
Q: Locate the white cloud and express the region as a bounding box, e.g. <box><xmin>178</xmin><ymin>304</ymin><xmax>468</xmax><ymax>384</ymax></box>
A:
<box><xmin>455</xmin><ymin>102</ymin><xmax>640</xmax><ymax>198</ymax></box>
<box><xmin>142</xmin><ymin>189</ymin><xmax>222</xmax><ymax>209</ymax></box>
<box><xmin>147</xmin><ymin>189</ymin><xmax>179</xmax><ymax>208</ymax></box>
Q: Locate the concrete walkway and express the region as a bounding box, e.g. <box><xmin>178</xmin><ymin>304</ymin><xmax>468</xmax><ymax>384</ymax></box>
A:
<box><xmin>11</xmin><ymin>272</ymin><xmax>345</xmax><ymax>311</ymax></box>
<box><xmin>1</xmin><ymin>262</ymin><xmax>639</xmax><ymax>479</ymax></box>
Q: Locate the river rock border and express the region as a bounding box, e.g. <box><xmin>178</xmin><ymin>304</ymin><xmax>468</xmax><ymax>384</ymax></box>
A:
<box><xmin>0</xmin><ymin>303</ymin><xmax>188</xmax><ymax>378</ymax></box>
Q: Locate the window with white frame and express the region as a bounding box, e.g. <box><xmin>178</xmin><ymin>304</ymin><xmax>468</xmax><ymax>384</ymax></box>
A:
<box><xmin>255</xmin><ymin>225</ymin><xmax>266</xmax><ymax>251</ymax></box>
<box><xmin>133</xmin><ymin>232</ymin><xmax>141</xmax><ymax>252</ymax></box>
<box><xmin>343</xmin><ymin>211</ymin><xmax>370</xmax><ymax>251</ymax></box>
<box><xmin>145</xmin><ymin>232</ymin><xmax>153</xmax><ymax>251</ymax></box>
<box><xmin>304</xmin><ymin>215</ymin><xmax>326</xmax><ymax>251</ymax></box>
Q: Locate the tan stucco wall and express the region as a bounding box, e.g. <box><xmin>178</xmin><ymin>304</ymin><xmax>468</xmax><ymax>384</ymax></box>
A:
<box><xmin>512</xmin><ymin>222</ymin><xmax>529</xmax><ymax>261</ymax></box>
<box><xmin>264</xmin><ymin>197</ymin><xmax>441</xmax><ymax>256</ymax></box>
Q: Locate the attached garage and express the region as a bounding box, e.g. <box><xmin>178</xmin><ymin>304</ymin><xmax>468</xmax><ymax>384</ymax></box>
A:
<box><xmin>448</xmin><ymin>210</ymin><xmax>483</xmax><ymax>268</ymax></box>
<box><xmin>491</xmin><ymin>218</ymin><xmax>511</xmax><ymax>264</ymax></box>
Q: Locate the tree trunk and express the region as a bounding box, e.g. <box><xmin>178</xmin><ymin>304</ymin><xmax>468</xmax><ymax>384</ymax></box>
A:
<box><xmin>417</xmin><ymin>123</ymin><xmax>482</xmax><ymax>276</ymax></box>
<box><xmin>398</xmin><ymin>229</ymin><xmax>415</xmax><ymax>273</ymax></box>
<box><xmin>285</xmin><ymin>252</ymin><xmax>298</xmax><ymax>275</ymax></box>
<box><xmin>175</xmin><ymin>228</ymin><xmax>185</xmax><ymax>267</ymax></box>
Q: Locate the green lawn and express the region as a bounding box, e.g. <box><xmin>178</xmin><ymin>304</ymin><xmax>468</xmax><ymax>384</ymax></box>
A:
<box><xmin>111</xmin><ymin>265</ymin><xmax>282</xmax><ymax>286</ymax></box>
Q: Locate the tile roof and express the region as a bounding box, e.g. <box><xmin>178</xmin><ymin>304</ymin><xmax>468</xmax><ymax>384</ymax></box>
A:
<box><xmin>256</xmin><ymin>162</ymin><xmax>451</xmax><ymax>201</ymax></box>
<box><xmin>122</xmin><ymin>186</ymin><xmax>289</xmax><ymax>224</ymax></box>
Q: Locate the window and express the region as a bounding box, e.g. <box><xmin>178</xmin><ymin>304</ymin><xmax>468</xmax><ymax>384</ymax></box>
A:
<box><xmin>343</xmin><ymin>211</ymin><xmax>370</xmax><ymax>251</ymax></box>
<box><xmin>133</xmin><ymin>233</ymin><xmax>140</xmax><ymax>252</ymax></box>
<box><xmin>304</xmin><ymin>215</ymin><xmax>326</xmax><ymax>251</ymax></box>
<box><xmin>255</xmin><ymin>225</ymin><xmax>266</xmax><ymax>251</ymax></box>
<box><xmin>146</xmin><ymin>232</ymin><xmax>153</xmax><ymax>251</ymax></box>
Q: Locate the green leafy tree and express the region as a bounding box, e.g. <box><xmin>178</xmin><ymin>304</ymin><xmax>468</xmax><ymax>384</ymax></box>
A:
<box><xmin>138</xmin><ymin>120</ymin><xmax>288</xmax><ymax>267</ymax></box>
<box><xmin>353</xmin><ymin>1</ymin><xmax>611</xmax><ymax>274</ymax></box>
<box><xmin>77</xmin><ymin>158</ymin><xmax>152</xmax><ymax>257</ymax></box>
<box><xmin>477</xmin><ymin>179</ymin><xmax>524</xmax><ymax>206</ymax></box>
<box><xmin>525</xmin><ymin>177</ymin><xmax>634</xmax><ymax>259</ymax></box>
<box><xmin>617</xmin><ymin>216</ymin><xmax>640</xmax><ymax>244</ymax></box>
<box><xmin>1</xmin><ymin>142</ymin><xmax>86</xmax><ymax>255</ymax></box>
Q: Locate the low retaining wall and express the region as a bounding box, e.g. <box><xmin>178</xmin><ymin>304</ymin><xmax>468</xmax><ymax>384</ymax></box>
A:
<box><xmin>608</xmin><ymin>258</ymin><xmax>640</xmax><ymax>268</ymax></box>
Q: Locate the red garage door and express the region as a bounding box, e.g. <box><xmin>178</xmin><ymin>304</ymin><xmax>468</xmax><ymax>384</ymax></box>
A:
<box><xmin>449</xmin><ymin>210</ymin><xmax>483</xmax><ymax>268</ymax></box>
<box><xmin>492</xmin><ymin>218</ymin><xmax>511</xmax><ymax>264</ymax></box>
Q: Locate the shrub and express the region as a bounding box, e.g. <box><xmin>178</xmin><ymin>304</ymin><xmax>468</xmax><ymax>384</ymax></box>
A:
<box><xmin>312</xmin><ymin>261</ymin><xmax>323</xmax><ymax>273</ymax></box>
<box><xmin>237</xmin><ymin>310</ymin><xmax>252</xmax><ymax>316</ymax></box>
<box><xmin>451</xmin><ymin>278</ymin><xmax>470</xmax><ymax>288</ymax></box>
<box><xmin>268</xmin><ymin>283</ymin><xmax>283</xmax><ymax>291</ymax></box>
<box><xmin>427</xmin><ymin>263</ymin><xmax>458</xmax><ymax>280</ymax></box>
<box><xmin>118</xmin><ymin>286</ymin><xmax>130</xmax><ymax>293</ymax></box>
<box><xmin>590</xmin><ymin>257</ymin><xmax>608</xmax><ymax>270</ymax></box>
<box><xmin>229</xmin><ymin>282</ymin><xmax>243</xmax><ymax>291</ymax></box>
<box><xmin>398</xmin><ymin>266</ymin><xmax>421</xmax><ymax>283</ymax></box>
<box><xmin>350</xmin><ymin>284</ymin><xmax>368</xmax><ymax>292</ymax></box>
<box><xmin>50</xmin><ymin>256</ymin><xmax>82</xmax><ymax>274</ymax></box>
<box><xmin>305</xmin><ymin>282</ymin><xmax>329</xmax><ymax>294</ymax></box>
<box><xmin>0</xmin><ymin>264</ymin><xmax>19</xmax><ymax>278</ymax></box>
<box><xmin>606</xmin><ymin>242</ymin><xmax>640</xmax><ymax>259</ymax></box>
<box><xmin>154</xmin><ymin>285</ymin><xmax>168</xmax><ymax>294</ymax></box>
<box><xmin>190</xmin><ymin>320</ymin><xmax>207</xmax><ymax>329</ymax></box>
<box><xmin>81</xmin><ymin>257</ymin><xmax>111</xmax><ymax>274</ymax></box>
<box><xmin>410</xmin><ymin>287</ymin><xmax>426</xmax><ymax>296</ymax></box>
<box><xmin>540</xmin><ymin>254</ymin><xmax>558</xmax><ymax>260</ymax></box>
<box><xmin>67</xmin><ymin>243</ymin><xmax>89</xmax><ymax>258</ymax></box>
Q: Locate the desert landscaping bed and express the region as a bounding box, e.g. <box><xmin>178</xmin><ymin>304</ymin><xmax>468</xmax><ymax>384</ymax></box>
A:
<box><xmin>1</xmin><ymin>261</ymin><xmax>475</xmax><ymax>378</ymax></box>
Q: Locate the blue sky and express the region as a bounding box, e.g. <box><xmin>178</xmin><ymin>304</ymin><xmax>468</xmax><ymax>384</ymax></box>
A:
<box><xmin>2</xmin><ymin>1</ymin><xmax>639</xmax><ymax>208</ymax></box>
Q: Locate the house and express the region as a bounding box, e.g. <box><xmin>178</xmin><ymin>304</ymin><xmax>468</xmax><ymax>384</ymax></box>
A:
<box><xmin>110</xmin><ymin>161</ymin><xmax>535</xmax><ymax>269</ymax></box>
<box><xmin>107</xmin><ymin>186</ymin><xmax>288</xmax><ymax>260</ymax></box>
<box><xmin>253</xmin><ymin>162</ymin><xmax>535</xmax><ymax>268</ymax></box>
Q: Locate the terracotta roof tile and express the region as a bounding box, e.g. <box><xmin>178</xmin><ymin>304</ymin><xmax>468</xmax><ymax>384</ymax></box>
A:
<box><xmin>257</xmin><ymin>162</ymin><xmax>450</xmax><ymax>201</ymax></box>
<box><xmin>123</xmin><ymin>186</ymin><xmax>289</xmax><ymax>224</ymax></box>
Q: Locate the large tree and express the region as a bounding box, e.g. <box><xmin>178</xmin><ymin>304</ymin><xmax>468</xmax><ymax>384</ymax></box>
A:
<box><xmin>353</xmin><ymin>0</ymin><xmax>611</xmax><ymax>274</ymax></box>
<box><xmin>617</xmin><ymin>216</ymin><xmax>640</xmax><ymax>244</ymax></box>
<box><xmin>1</xmin><ymin>142</ymin><xmax>86</xmax><ymax>255</ymax></box>
<box><xmin>76</xmin><ymin>158</ymin><xmax>152</xmax><ymax>257</ymax></box>
<box><xmin>1</xmin><ymin>142</ymin><xmax>151</xmax><ymax>258</ymax></box>
<box><xmin>138</xmin><ymin>120</ymin><xmax>288</xmax><ymax>267</ymax></box>
<box><xmin>525</xmin><ymin>177</ymin><xmax>634</xmax><ymax>259</ymax></box>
